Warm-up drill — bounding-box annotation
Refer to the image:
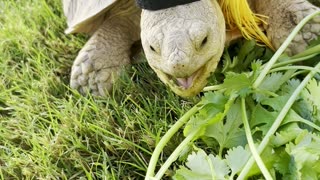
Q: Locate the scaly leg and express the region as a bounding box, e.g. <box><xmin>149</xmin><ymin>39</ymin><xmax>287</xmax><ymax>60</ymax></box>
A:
<box><xmin>70</xmin><ymin>14</ymin><xmax>140</xmax><ymax>96</ymax></box>
<box><xmin>254</xmin><ymin>0</ymin><xmax>320</xmax><ymax>55</ymax></box>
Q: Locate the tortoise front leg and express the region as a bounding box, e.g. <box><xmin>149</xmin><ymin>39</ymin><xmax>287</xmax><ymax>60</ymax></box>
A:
<box><xmin>254</xmin><ymin>0</ymin><xmax>320</xmax><ymax>55</ymax></box>
<box><xmin>70</xmin><ymin>15</ymin><xmax>140</xmax><ymax>96</ymax></box>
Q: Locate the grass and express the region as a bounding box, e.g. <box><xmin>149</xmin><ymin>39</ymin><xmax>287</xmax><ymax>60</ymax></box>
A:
<box><xmin>0</xmin><ymin>0</ymin><xmax>195</xmax><ymax>179</ymax></box>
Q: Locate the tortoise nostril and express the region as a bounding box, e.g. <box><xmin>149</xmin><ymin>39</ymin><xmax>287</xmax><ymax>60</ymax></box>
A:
<box><xmin>150</xmin><ymin>45</ymin><xmax>156</xmax><ymax>52</ymax></box>
<box><xmin>201</xmin><ymin>36</ymin><xmax>208</xmax><ymax>48</ymax></box>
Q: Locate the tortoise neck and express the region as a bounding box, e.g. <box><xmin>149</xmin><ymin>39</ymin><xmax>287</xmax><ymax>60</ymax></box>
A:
<box><xmin>136</xmin><ymin>0</ymin><xmax>200</xmax><ymax>10</ymax></box>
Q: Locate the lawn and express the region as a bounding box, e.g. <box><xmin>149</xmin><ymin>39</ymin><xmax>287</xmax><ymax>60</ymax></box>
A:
<box><xmin>0</xmin><ymin>0</ymin><xmax>192</xmax><ymax>179</ymax></box>
<box><xmin>1</xmin><ymin>0</ymin><xmax>320</xmax><ymax>180</ymax></box>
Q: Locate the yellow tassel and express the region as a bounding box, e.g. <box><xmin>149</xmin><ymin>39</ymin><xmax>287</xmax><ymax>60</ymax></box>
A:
<box><xmin>218</xmin><ymin>0</ymin><xmax>274</xmax><ymax>50</ymax></box>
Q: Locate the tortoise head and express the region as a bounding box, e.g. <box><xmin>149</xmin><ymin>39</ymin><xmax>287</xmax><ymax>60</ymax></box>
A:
<box><xmin>140</xmin><ymin>0</ymin><xmax>225</xmax><ymax>97</ymax></box>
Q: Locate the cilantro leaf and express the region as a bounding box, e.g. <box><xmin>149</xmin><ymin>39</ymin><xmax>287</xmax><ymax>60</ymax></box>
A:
<box><xmin>200</xmin><ymin>92</ymin><xmax>229</xmax><ymax>108</ymax></box>
<box><xmin>173</xmin><ymin>149</ymin><xmax>230</xmax><ymax>180</ymax></box>
<box><xmin>221</xmin><ymin>72</ymin><xmax>252</xmax><ymax>96</ymax></box>
<box><xmin>278</xmin><ymin>79</ymin><xmax>301</xmax><ymax>95</ymax></box>
<box><xmin>225</xmin><ymin>146</ymin><xmax>250</xmax><ymax>177</ymax></box>
<box><xmin>258</xmin><ymin>72</ymin><xmax>284</xmax><ymax>92</ymax></box>
<box><xmin>251</xmin><ymin>60</ymin><xmax>263</xmax><ymax>81</ymax></box>
<box><xmin>204</xmin><ymin>99</ymin><xmax>246</xmax><ymax>151</ymax></box>
<box><xmin>273</xmin><ymin>148</ymin><xmax>298</xmax><ymax>179</ymax></box>
<box><xmin>250</xmin><ymin>104</ymin><xmax>278</xmax><ymax>135</ymax></box>
<box><xmin>260</xmin><ymin>95</ymin><xmax>290</xmax><ymax>112</ymax></box>
<box><xmin>285</xmin><ymin>133</ymin><xmax>320</xmax><ymax>179</ymax></box>
<box><xmin>271</xmin><ymin>123</ymin><xmax>304</xmax><ymax>147</ymax></box>
<box><xmin>173</xmin><ymin>167</ymin><xmax>211</xmax><ymax>180</ymax></box>
<box><xmin>302</xmin><ymin>78</ymin><xmax>320</xmax><ymax>108</ymax></box>
<box><xmin>183</xmin><ymin>92</ymin><xmax>227</xmax><ymax>137</ymax></box>
<box><xmin>301</xmin><ymin>78</ymin><xmax>320</xmax><ymax>122</ymax></box>
<box><xmin>253</xmin><ymin>72</ymin><xmax>284</xmax><ymax>102</ymax></box>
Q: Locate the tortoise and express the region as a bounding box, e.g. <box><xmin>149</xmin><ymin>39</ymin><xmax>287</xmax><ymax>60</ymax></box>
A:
<box><xmin>63</xmin><ymin>0</ymin><xmax>320</xmax><ymax>97</ymax></box>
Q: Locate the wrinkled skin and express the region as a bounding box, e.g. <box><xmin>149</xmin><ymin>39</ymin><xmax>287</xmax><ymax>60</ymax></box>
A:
<box><xmin>141</xmin><ymin>0</ymin><xmax>225</xmax><ymax>97</ymax></box>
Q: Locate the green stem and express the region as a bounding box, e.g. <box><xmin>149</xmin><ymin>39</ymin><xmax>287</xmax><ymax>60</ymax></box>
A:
<box><xmin>254</xmin><ymin>89</ymin><xmax>279</xmax><ymax>97</ymax></box>
<box><xmin>270</xmin><ymin>66</ymin><xmax>320</xmax><ymax>73</ymax></box>
<box><xmin>291</xmin><ymin>70</ymin><xmax>309</xmax><ymax>78</ymax></box>
<box><xmin>272</xmin><ymin>43</ymin><xmax>320</xmax><ymax>68</ymax></box>
<box><xmin>203</xmin><ymin>84</ymin><xmax>224</xmax><ymax>92</ymax></box>
<box><xmin>218</xmin><ymin>146</ymin><xmax>224</xmax><ymax>158</ymax></box>
<box><xmin>237</xmin><ymin>61</ymin><xmax>320</xmax><ymax>180</ymax></box>
<box><xmin>145</xmin><ymin>105</ymin><xmax>199</xmax><ymax>179</ymax></box>
<box><xmin>253</xmin><ymin>11</ymin><xmax>320</xmax><ymax>89</ymax></box>
<box><xmin>291</xmin><ymin>43</ymin><xmax>320</xmax><ymax>59</ymax></box>
<box><xmin>154</xmin><ymin>129</ymin><xmax>200</xmax><ymax>179</ymax></box>
<box><xmin>272</xmin><ymin>54</ymin><xmax>318</xmax><ymax>68</ymax></box>
<box><xmin>241</xmin><ymin>98</ymin><xmax>273</xmax><ymax>180</ymax></box>
<box><xmin>296</xmin><ymin>118</ymin><xmax>320</xmax><ymax>132</ymax></box>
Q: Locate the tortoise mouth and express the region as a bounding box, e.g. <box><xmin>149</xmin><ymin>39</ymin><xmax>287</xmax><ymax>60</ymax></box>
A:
<box><xmin>167</xmin><ymin>67</ymin><xmax>204</xmax><ymax>90</ymax></box>
<box><xmin>150</xmin><ymin>54</ymin><xmax>220</xmax><ymax>97</ymax></box>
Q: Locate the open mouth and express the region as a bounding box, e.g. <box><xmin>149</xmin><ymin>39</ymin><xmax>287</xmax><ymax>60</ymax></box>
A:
<box><xmin>168</xmin><ymin>66</ymin><xmax>204</xmax><ymax>90</ymax></box>
<box><xmin>151</xmin><ymin>55</ymin><xmax>220</xmax><ymax>97</ymax></box>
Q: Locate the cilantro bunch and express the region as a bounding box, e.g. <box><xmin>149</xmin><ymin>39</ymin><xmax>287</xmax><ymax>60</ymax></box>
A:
<box><xmin>146</xmin><ymin>11</ymin><xmax>320</xmax><ymax>180</ymax></box>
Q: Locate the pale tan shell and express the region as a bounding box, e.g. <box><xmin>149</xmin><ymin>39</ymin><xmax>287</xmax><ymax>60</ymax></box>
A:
<box><xmin>63</xmin><ymin>0</ymin><xmax>117</xmax><ymax>34</ymax></box>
